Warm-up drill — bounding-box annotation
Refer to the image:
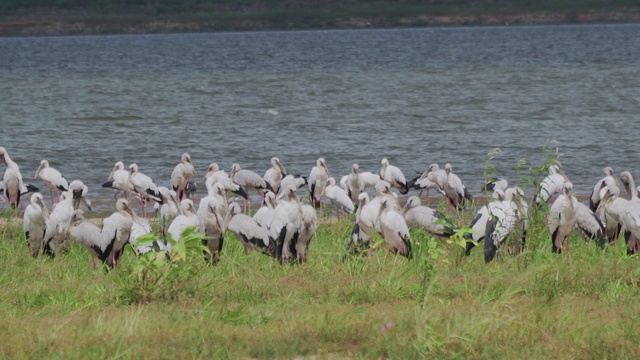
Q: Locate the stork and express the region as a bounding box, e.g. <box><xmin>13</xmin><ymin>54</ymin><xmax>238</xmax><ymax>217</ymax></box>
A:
<box><xmin>324</xmin><ymin>177</ymin><xmax>355</xmax><ymax>217</ymax></box>
<box><xmin>23</xmin><ymin>193</ymin><xmax>49</xmax><ymax>257</ymax></box>
<box><xmin>68</xmin><ymin>209</ymin><xmax>110</xmax><ymax>268</ymax></box>
<box><xmin>376</xmin><ymin>197</ymin><xmax>412</xmax><ymax>259</ymax></box>
<box><xmin>535</xmin><ymin>164</ymin><xmax>568</xmax><ymax>207</ymax></box>
<box><xmin>309</xmin><ymin>158</ymin><xmax>330</xmax><ymax>209</ymax></box>
<box><xmin>442</xmin><ymin>163</ymin><xmax>472</xmax><ymax>210</ymax></box>
<box><xmin>170</xmin><ymin>153</ymin><xmax>196</xmax><ymax>202</ymax></box>
<box><xmin>230</xmin><ymin>163</ymin><xmax>273</xmax><ymax>212</ymax></box>
<box><xmin>263</xmin><ymin>157</ymin><xmax>288</xmax><ymax>194</ymax></box>
<box><xmin>225</xmin><ymin>202</ymin><xmax>276</xmax><ymax>258</ymax></box>
<box><xmin>402</xmin><ymin>196</ymin><xmax>456</xmax><ymax>239</ymax></box>
<box><xmin>548</xmin><ymin>182</ymin><xmax>578</xmax><ymax>260</ymax></box>
<box><xmin>34</xmin><ymin>159</ymin><xmax>68</xmax><ymax>207</ymax></box>
<box><xmin>102</xmin><ymin>161</ymin><xmax>134</xmax><ymax>201</ymax></box>
<box><xmin>42</xmin><ymin>190</ymin><xmax>75</xmax><ymax>256</ymax></box>
<box><xmin>589</xmin><ymin>166</ymin><xmax>617</xmax><ymax>212</ymax></box>
<box><xmin>102</xmin><ymin>198</ymin><xmax>136</xmax><ymax>268</ymax></box>
<box><xmin>380</xmin><ymin>158</ymin><xmax>409</xmax><ymax>195</ymax></box>
<box><xmin>128</xmin><ymin>163</ymin><xmax>160</xmax><ymax>217</ymax></box>
<box><xmin>0</xmin><ymin>147</ymin><xmax>37</xmax><ymax>208</ymax></box>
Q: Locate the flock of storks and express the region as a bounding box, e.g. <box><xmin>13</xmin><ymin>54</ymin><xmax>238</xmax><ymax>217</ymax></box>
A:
<box><xmin>0</xmin><ymin>145</ymin><xmax>636</xmax><ymax>268</ymax></box>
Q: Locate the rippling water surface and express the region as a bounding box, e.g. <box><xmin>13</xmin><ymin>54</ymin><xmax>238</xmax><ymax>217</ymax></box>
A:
<box><xmin>1</xmin><ymin>24</ymin><xmax>639</xmax><ymax>210</ymax></box>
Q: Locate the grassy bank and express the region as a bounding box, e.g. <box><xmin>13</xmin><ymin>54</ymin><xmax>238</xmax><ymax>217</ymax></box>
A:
<box><xmin>1</xmin><ymin>202</ymin><xmax>640</xmax><ymax>358</ymax></box>
<box><xmin>1</xmin><ymin>1</ymin><xmax>640</xmax><ymax>36</ymax></box>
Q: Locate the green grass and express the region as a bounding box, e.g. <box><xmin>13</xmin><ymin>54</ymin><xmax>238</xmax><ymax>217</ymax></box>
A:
<box><xmin>1</xmin><ymin>204</ymin><xmax>640</xmax><ymax>358</ymax></box>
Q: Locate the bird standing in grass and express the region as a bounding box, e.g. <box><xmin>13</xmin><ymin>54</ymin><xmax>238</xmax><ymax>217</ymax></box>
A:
<box><xmin>380</xmin><ymin>158</ymin><xmax>408</xmax><ymax>195</ymax></box>
<box><xmin>170</xmin><ymin>153</ymin><xmax>196</xmax><ymax>202</ymax></box>
<box><xmin>309</xmin><ymin>158</ymin><xmax>330</xmax><ymax>209</ymax></box>
<box><xmin>548</xmin><ymin>182</ymin><xmax>578</xmax><ymax>260</ymax></box>
<box><xmin>102</xmin><ymin>199</ymin><xmax>136</xmax><ymax>268</ymax></box>
<box><xmin>376</xmin><ymin>197</ymin><xmax>412</xmax><ymax>259</ymax></box>
<box><xmin>23</xmin><ymin>193</ymin><xmax>49</xmax><ymax>257</ymax></box>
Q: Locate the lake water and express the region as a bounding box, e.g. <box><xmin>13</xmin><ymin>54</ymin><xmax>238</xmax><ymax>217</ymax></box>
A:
<box><xmin>1</xmin><ymin>24</ymin><xmax>639</xmax><ymax>211</ymax></box>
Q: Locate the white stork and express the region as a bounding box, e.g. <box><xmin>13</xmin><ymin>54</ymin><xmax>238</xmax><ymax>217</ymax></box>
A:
<box><xmin>230</xmin><ymin>163</ymin><xmax>273</xmax><ymax>212</ymax></box>
<box><xmin>0</xmin><ymin>147</ymin><xmax>38</xmax><ymax>208</ymax></box>
<box><xmin>102</xmin><ymin>161</ymin><xmax>134</xmax><ymax>201</ymax></box>
<box><xmin>34</xmin><ymin>159</ymin><xmax>68</xmax><ymax>207</ymax></box>
<box><xmin>167</xmin><ymin>199</ymin><xmax>199</xmax><ymax>246</ymax></box>
<box><xmin>443</xmin><ymin>163</ymin><xmax>472</xmax><ymax>210</ymax></box>
<box><xmin>198</xmin><ymin>182</ymin><xmax>227</xmax><ymax>264</ymax></box>
<box><xmin>402</xmin><ymin>196</ymin><xmax>456</xmax><ymax>239</ymax></box>
<box><xmin>376</xmin><ymin>197</ymin><xmax>412</xmax><ymax>259</ymax></box>
<box><xmin>574</xmin><ymin>202</ymin><xmax>606</xmax><ymax>248</ymax></box>
<box><xmin>128</xmin><ymin>163</ymin><xmax>161</xmax><ymax>217</ymax></box>
<box><xmin>68</xmin><ymin>209</ymin><xmax>110</xmax><ymax>268</ymax></box>
<box><xmin>309</xmin><ymin>158</ymin><xmax>330</xmax><ymax>209</ymax></box>
<box><xmin>535</xmin><ymin>164</ymin><xmax>568</xmax><ymax>207</ymax></box>
<box><xmin>226</xmin><ymin>202</ymin><xmax>276</xmax><ymax>258</ymax></box>
<box><xmin>203</xmin><ymin>163</ymin><xmax>249</xmax><ymax>200</ymax></box>
<box><xmin>324</xmin><ymin>177</ymin><xmax>355</xmax><ymax>216</ymax></box>
<box><xmin>380</xmin><ymin>158</ymin><xmax>409</xmax><ymax>195</ymax></box>
<box><xmin>618</xmin><ymin>171</ymin><xmax>640</xmax><ymax>254</ymax></box>
<box><xmin>345</xmin><ymin>163</ymin><xmax>363</xmax><ymax>204</ymax></box>
<box><xmin>102</xmin><ymin>198</ymin><xmax>136</xmax><ymax>268</ymax></box>
<box><xmin>170</xmin><ymin>153</ymin><xmax>196</xmax><ymax>202</ymax></box>
<box><xmin>68</xmin><ymin>180</ymin><xmax>92</xmax><ymax>211</ymax></box>
<box><xmin>42</xmin><ymin>190</ymin><xmax>75</xmax><ymax>256</ymax></box>
<box><xmin>156</xmin><ymin>186</ymin><xmax>181</xmax><ymax>239</ymax></box>
<box><xmin>23</xmin><ymin>193</ymin><xmax>49</xmax><ymax>257</ymax></box>
<box><xmin>548</xmin><ymin>182</ymin><xmax>578</xmax><ymax>259</ymax></box>
<box><xmin>589</xmin><ymin>166</ymin><xmax>617</xmax><ymax>212</ymax></box>
<box><xmin>264</xmin><ymin>157</ymin><xmax>288</xmax><ymax>194</ymax></box>
<box><xmin>295</xmin><ymin>203</ymin><xmax>317</xmax><ymax>263</ymax></box>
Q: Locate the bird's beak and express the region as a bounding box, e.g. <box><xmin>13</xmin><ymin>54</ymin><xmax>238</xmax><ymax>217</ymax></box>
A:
<box><xmin>107</xmin><ymin>167</ymin><xmax>116</xmax><ymax>181</ymax></box>
<box><xmin>34</xmin><ymin>163</ymin><xmax>43</xmax><ymax>179</ymax></box>
<box><xmin>84</xmin><ymin>198</ymin><xmax>92</xmax><ymax>212</ymax></box>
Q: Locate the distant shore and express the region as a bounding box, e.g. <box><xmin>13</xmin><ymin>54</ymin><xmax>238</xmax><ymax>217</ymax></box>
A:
<box><xmin>1</xmin><ymin>7</ymin><xmax>639</xmax><ymax>37</ymax></box>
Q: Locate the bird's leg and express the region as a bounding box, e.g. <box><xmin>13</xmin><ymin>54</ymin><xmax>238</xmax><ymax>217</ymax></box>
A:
<box><xmin>91</xmin><ymin>255</ymin><xmax>96</xmax><ymax>269</ymax></box>
<box><xmin>49</xmin><ymin>188</ymin><xmax>55</xmax><ymax>207</ymax></box>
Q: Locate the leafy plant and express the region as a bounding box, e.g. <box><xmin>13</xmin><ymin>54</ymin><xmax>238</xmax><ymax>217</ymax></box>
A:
<box><xmin>118</xmin><ymin>226</ymin><xmax>209</xmax><ymax>304</ymax></box>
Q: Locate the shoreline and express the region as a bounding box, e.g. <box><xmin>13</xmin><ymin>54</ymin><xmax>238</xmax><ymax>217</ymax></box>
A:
<box><xmin>1</xmin><ymin>8</ymin><xmax>639</xmax><ymax>37</ymax></box>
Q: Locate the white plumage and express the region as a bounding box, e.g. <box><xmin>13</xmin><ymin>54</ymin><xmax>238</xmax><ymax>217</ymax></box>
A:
<box><xmin>548</xmin><ymin>181</ymin><xmax>578</xmax><ymax>256</ymax></box>
<box><xmin>324</xmin><ymin>177</ymin><xmax>355</xmax><ymax>216</ymax></box>
<box><xmin>443</xmin><ymin>163</ymin><xmax>472</xmax><ymax>210</ymax></box>
<box><xmin>167</xmin><ymin>199</ymin><xmax>199</xmax><ymax>246</ymax></box>
<box><xmin>345</xmin><ymin>163</ymin><xmax>363</xmax><ymax>203</ymax></box>
<box><xmin>198</xmin><ymin>184</ymin><xmax>227</xmax><ymax>264</ymax></box>
<box><xmin>204</xmin><ymin>163</ymin><xmax>249</xmax><ymax>200</ymax></box>
<box><xmin>230</xmin><ymin>163</ymin><xmax>273</xmax><ymax>211</ymax></box>
<box><xmin>128</xmin><ymin>163</ymin><xmax>160</xmax><ymax>216</ymax></box>
<box><xmin>102</xmin><ymin>161</ymin><xmax>134</xmax><ymax>200</ymax></box>
<box><xmin>402</xmin><ymin>196</ymin><xmax>455</xmax><ymax>239</ymax></box>
<box><xmin>42</xmin><ymin>190</ymin><xmax>75</xmax><ymax>256</ymax></box>
<box><xmin>574</xmin><ymin>202</ymin><xmax>606</xmax><ymax>247</ymax></box>
<box><xmin>589</xmin><ymin>166</ymin><xmax>616</xmax><ymax>212</ymax></box>
<box><xmin>0</xmin><ymin>146</ymin><xmax>33</xmax><ymax>208</ymax></box>
<box><xmin>618</xmin><ymin>171</ymin><xmax>640</xmax><ymax>254</ymax></box>
<box><xmin>170</xmin><ymin>153</ymin><xmax>196</xmax><ymax>202</ymax></box>
<box><xmin>535</xmin><ymin>164</ymin><xmax>568</xmax><ymax>206</ymax></box>
<box><xmin>23</xmin><ymin>193</ymin><xmax>49</xmax><ymax>257</ymax></box>
<box><xmin>102</xmin><ymin>198</ymin><xmax>136</xmax><ymax>267</ymax></box>
<box><xmin>263</xmin><ymin>157</ymin><xmax>287</xmax><ymax>194</ymax></box>
<box><xmin>295</xmin><ymin>204</ymin><xmax>317</xmax><ymax>263</ymax></box>
<box><xmin>226</xmin><ymin>202</ymin><xmax>276</xmax><ymax>257</ymax></box>
<box><xmin>34</xmin><ymin>159</ymin><xmax>68</xmax><ymax>206</ymax></box>
<box><xmin>68</xmin><ymin>209</ymin><xmax>110</xmax><ymax>267</ymax></box>
<box><xmin>380</xmin><ymin>158</ymin><xmax>408</xmax><ymax>195</ymax></box>
<box><xmin>309</xmin><ymin>157</ymin><xmax>330</xmax><ymax>209</ymax></box>
<box><xmin>376</xmin><ymin>197</ymin><xmax>412</xmax><ymax>259</ymax></box>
